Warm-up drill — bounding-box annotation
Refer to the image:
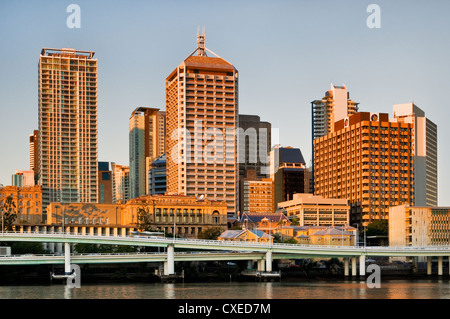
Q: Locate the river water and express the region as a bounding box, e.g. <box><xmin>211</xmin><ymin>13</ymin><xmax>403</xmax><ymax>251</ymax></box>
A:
<box><xmin>1</xmin><ymin>279</ymin><xmax>449</xmax><ymax>299</ymax></box>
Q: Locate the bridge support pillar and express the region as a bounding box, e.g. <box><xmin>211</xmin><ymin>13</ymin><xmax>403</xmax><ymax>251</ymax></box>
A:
<box><xmin>344</xmin><ymin>258</ymin><xmax>349</xmax><ymax>277</ymax></box>
<box><xmin>64</xmin><ymin>243</ymin><xmax>71</xmax><ymax>275</ymax></box>
<box><xmin>265</xmin><ymin>251</ymin><xmax>272</xmax><ymax>272</ymax></box>
<box><xmin>359</xmin><ymin>255</ymin><xmax>365</xmax><ymax>277</ymax></box>
<box><xmin>438</xmin><ymin>256</ymin><xmax>443</xmax><ymax>276</ymax></box>
<box><xmin>351</xmin><ymin>257</ymin><xmax>357</xmax><ymax>276</ymax></box>
<box><xmin>257</xmin><ymin>259</ymin><xmax>265</xmax><ymax>271</ymax></box>
<box><xmin>247</xmin><ymin>260</ymin><xmax>254</xmax><ymax>270</ymax></box>
<box><xmin>427</xmin><ymin>257</ymin><xmax>432</xmax><ymax>275</ymax></box>
<box><xmin>165</xmin><ymin>244</ymin><xmax>175</xmax><ymax>275</ymax></box>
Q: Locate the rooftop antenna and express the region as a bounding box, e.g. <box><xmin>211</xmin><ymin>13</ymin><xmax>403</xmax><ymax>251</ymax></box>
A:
<box><xmin>197</xmin><ymin>27</ymin><xmax>206</xmax><ymax>57</ymax></box>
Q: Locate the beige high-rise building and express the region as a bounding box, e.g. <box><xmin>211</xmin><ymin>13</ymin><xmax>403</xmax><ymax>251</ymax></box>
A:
<box><xmin>311</xmin><ymin>84</ymin><xmax>359</xmax><ymax>140</ymax></box>
<box><xmin>389</xmin><ymin>205</ymin><xmax>450</xmax><ymax>247</ymax></box>
<box><xmin>129</xmin><ymin>107</ymin><xmax>166</xmax><ymax>198</ymax></box>
<box><xmin>392</xmin><ymin>103</ymin><xmax>437</xmax><ymax>206</ymax></box>
<box><xmin>38</xmin><ymin>48</ymin><xmax>98</xmax><ymax>210</ymax></box>
<box><xmin>111</xmin><ymin>163</ymin><xmax>130</xmax><ymax>204</ymax></box>
<box><xmin>165</xmin><ymin>31</ymin><xmax>238</xmax><ymax>215</ymax></box>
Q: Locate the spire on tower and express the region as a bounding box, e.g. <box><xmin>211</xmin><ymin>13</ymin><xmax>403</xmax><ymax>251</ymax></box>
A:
<box><xmin>197</xmin><ymin>27</ymin><xmax>206</xmax><ymax>56</ymax></box>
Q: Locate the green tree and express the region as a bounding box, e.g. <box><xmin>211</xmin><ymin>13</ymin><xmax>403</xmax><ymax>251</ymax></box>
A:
<box><xmin>366</xmin><ymin>220</ymin><xmax>388</xmax><ymax>236</ymax></box>
<box><xmin>10</xmin><ymin>242</ymin><xmax>48</xmax><ymax>254</ymax></box>
<box><xmin>1</xmin><ymin>196</ymin><xmax>17</xmax><ymax>231</ymax></box>
<box><xmin>136</xmin><ymin>202</ymin><xmax>154</xmax><ymax>232</ymax></box>
<box><xmin>289</xmin><ymin>217</ymin><xmax>300</xmax><ymax>226</ymax></box>
<box><xmin>197</xmin><ymin>227</ymin><xmax>224</xmax><ymax>240</ymax></box>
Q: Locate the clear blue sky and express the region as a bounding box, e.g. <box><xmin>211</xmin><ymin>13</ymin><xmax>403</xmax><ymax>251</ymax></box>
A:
<box><xmin>0</xmin><ymin>0</ymin><xmax>449</xmax><ymax>205</ymax></box>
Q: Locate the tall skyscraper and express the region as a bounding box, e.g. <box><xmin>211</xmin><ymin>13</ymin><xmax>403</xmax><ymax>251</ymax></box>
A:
<box><xmin>165</xmin><ymin>31</ymin><xmax>238</xmax><ymax>215</ymax></box>
<box><xmin>311</xmin><ymin>84</ymin><xmax>359</xmax><ymax>192</ymax></box>
<box><xmin>311</xmin><ymin>84</ymin><xmax>359</xmax><ymax>140</ymax></box>
<box><xmin>29</xmin><ymin>130</ymin><xmax>39</xmax><ymax>184</ymax></box>
<box><xmin>392</xmin><ymin>103</ymin><xmax>437</xmax><ymax>206</ymax></box>
<box><xmin>313</xmin><ymin>112</ymin><xmax>415</xmax><ymax>227</ymax></box>
<box><xmin>38</xmin><ymin>48</ymin><xmax>98</xmax><ymax>210</ymax></box>
<box><xmin>129</xmin><ymin>107</ymin><xmax>166</xmax><ymax>198</ymax></box>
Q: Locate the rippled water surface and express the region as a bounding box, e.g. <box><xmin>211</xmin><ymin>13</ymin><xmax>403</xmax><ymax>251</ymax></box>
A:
<box><xmin>1</xmin><ymin>280</ymin><xmax>450</xmax><ymax>299</ymax></box>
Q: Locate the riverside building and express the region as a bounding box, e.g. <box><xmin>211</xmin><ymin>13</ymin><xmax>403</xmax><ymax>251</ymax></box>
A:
<box><xmin>313</xmin><ymin>111</ymin><xmax>415</xmax><ymax>227</ymax></box>
<box><xmin>129</xmin><ymin>107</ymin><xmax>166</xmax><ymax>198</ymax></box>
<box><xmin>45</xmin><ymin>194</ymin><xmax>227</xmax><ymax>238</ymax></box>
<box><xmin>165</xmin><ymin>31</ymin><xmax>238</xmax><ymax>216</ymax></box>
<box><xmin>38</xmin><ymin>48</ymin><xmax>99</xmax><ymax>211</ymax></box>
<box><xmin>389</xmin><ymin>205</ymin><xmax>450</xmax><ymax>247</ymax></box>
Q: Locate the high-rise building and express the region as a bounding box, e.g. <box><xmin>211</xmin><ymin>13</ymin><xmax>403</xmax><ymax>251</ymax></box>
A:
<box><xmin>38</xmin><ymin>48</ymin><xmax>98</xmax><ymax>210</ymax></box>
<box><xmin>98</xmin><ymin>162</ymin><xmax>112</xmax><ymax>204</ymax></box>
<box><xmin>148</xmin><ymin>154</ymin><xmax>167</xmax><ymax>195</ymax></box>
<box><xmin>129</xmin><ymin>107</ymin><xmax>166</xmax><ymax>198</ymax></box>
<box><xmin>311</xmin><ymin>84</ymin><xmax>359</xmax><ymax>191</ymax></box>
<box><xmin>311</xmin><ymin>84</ymin><xmax>359</xmax><ymax>140</ymax></box>
<box><xmin>313</xmin><ymin>112</ymin><xmax>415</xmax><ymax>227</ymax></box>
<box><xmin>111</xmin><ymin>163</ymin><xmax>130</xmax><ymax>204</ymax></box>
<box><xmin>392</xmin><ymin>103</ymin><xmax>437</xmax><ymax>206</ymax></box>
<box><xmin>165</xmin><ymin>31</ymin><xmax>239</xmax><ymax>215</ymax></box>
<box><xmin>238</xmin><ymin>114</ymin><xmax>271</xmax><ymax>178</ymax></box>
<box><xmin>11</xmin><ymin>170</ymin><xmax>35</xmax><ymax>187</ymax></box>
<box><xmin>29</xmin><ymin>130</ymin><xmax>39</xmax><ymax>184</ymax></box>
<box><xmin>269</xmin><ymin>145</ymin><xmax>306</xmax><ymax>211</ymax></box>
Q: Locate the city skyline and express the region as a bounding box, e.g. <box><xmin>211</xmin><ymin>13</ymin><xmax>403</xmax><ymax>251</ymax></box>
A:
<box><xmin>1</xmin><ymin>1</ymin><xmax>449</xmax><ymax>206</ymax></box>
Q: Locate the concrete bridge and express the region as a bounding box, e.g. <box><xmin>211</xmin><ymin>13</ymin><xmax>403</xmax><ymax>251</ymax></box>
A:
<box><xmin>1</xmin><ymin>231</ymin><xmax>450</xmax><ymax>278</ymax></box>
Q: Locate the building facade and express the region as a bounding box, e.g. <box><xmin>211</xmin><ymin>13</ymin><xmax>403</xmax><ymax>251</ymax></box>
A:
<box><xmin>277</xmin><ymin>193</ymin><xmax>350</xmax><ymax>227</ymax></box>
<box><xmin>46</xmin><ymin>194</ymin><xmax>228</xmax><ymax>238</ymax></box>
<box><xmin>218</xmin><ymin>229</ymin><xmax>272</xmax><ymax>243</ymax></box>
<box><xmin>148</xmin><ymin>154</ymin><xmax>167</xmax><ymax>195</ymax></box>
<box><xmin>239</xmin><ymin>212</ymin><xmax>290</xmax><ymax>234</ymax></box>
<box><xmin>98</xmin><ymin>162</ymin><xmax>112</xmax><ymax>204</ymax></box>
<box><xmin>29</xmin><ymin>130</ymin><xmax>39</xmax><ymax>184</ymax></box>
<box><xmin>165</xmin><ymin>31</ymin><xmax>238</xmax><ymax>216</ymax></box>
<box><xmin>393</xmin><ymin>103</ymin><xmax>437</xmax><ymax>206</ymax></box>
<box><xmin>313</xmin><ymin>112</ymin><xmax>415</xmax><ymax>227</ymax></box>
<box><xmin>239</xmin><ymin>169</ymin><xmax>274</xmax><ymax>214</ymax></box>
<box><xmin>238</xmin><ymin>114</ymin><xmax>271</xmax><ymax>178</ymax></box>
<box><xmin>111</xmin><ymin>163</ymin><xmax>130</xmax><ymax>204</ymax></box>
<box><xmin>311</xmin><ymin>84</ymin><xmax>359</xmax><ymax>192</ymax></box>
<box><xmin>0</xmin><ymin>185</ymin><xmax>43</xmax><ymax>224</ymax></box>
<box><xmin>11</xmin><ymin>170</ymin><xmax>35</xmax><ymax>187</ymax></box>
<box><xmin>38</xmin><ymin>48</ymin><xmax>98</xmax><ymax>210</ymax></box>
<box><xmin>269</xmin><ymin>145</ymin><xmax>306</xmax><ymax>210</ymax></box>
<box><xmin>129</xmin><ymin>107</ymin><xmax>166</xmax><ymax>198</ymax></box>
<box><xmin>389</xmin><ymin>205</ymin><xmax>450</xmax><ymax>247</ymax></box>
<box><xmin>278</xmin><ymin>225</ymin><xmax>356</xmax><ymax>246</ymax></box>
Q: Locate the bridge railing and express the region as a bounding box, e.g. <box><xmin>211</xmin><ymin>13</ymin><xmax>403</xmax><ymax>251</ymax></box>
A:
<box><xmin>3</xmin><ymin>231</ymin><xmax>450</xmax><ymax>252</ymax></box>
